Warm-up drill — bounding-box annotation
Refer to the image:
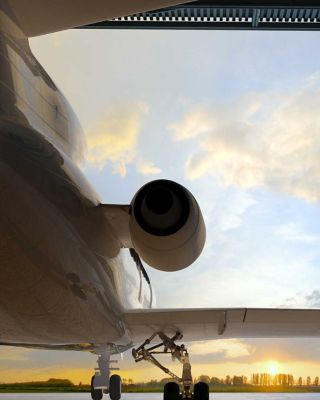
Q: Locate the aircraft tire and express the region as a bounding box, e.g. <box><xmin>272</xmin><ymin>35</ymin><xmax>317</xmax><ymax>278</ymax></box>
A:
<box><xmin>163</xmin><ymin>381</ymin><xmax>180</xmax><ymax>400</ymax></box>
<box><xmin>193</xmin><ymin>382</ymin><xmax>209</xmax><ymax>400</ymax></box>
<box><xmin>109</xmin><ymin>374</ymin><xmax>121</xmax><ymax>400</ymax></box>
<box><xmin>91</xmin><ymin>376</ymin><xmax>103</xmax><ymax>400</ymax></box>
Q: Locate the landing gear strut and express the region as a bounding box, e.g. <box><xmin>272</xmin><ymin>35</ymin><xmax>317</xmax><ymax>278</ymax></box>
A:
<box><xmin>132</xmin><ymin>331</ymin><xmax>209</xmax><ymax>400</ymax></box>
<box><xmin>91</xmin><ymin>349</ymin><xmax>122</xmax><ymax>400</ymax></box>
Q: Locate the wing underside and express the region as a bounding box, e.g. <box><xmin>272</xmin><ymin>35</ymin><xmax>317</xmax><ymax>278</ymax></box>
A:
<box><xmin>0</xmin><ymin>341</ymin><xmax>133</xmax><ymax>354</ymax></box>
<box><xmin>7</xmin><ymin>0</ymin><xmax>190</xmax><ymax>37</ymax></box>
<box><xmin>124</xmin><ymin>308</ymin><xmax>320</xmax><ymax>343</ymax></box>
<box><xmin>2</xmin><ymin>308</ymin><xmax>319</xmax><ymax>352</ymax></box>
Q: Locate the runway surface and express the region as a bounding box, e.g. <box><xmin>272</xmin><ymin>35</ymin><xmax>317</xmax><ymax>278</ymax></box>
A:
<box><xmin>1</xmin><ymin>394</ymin><xmax>320</xmax><ymax>400</ymax></box>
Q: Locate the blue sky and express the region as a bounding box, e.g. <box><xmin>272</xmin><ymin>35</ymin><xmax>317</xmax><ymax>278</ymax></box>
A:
<box><xmin>2</xmin><ymin>28</ymin><xmax>320</xmax><ymax>383</ymax></box>
<box><xmin>29</xmin><ymin>28</ymin><xmax>320</xmax><ymax>309</ymax></box>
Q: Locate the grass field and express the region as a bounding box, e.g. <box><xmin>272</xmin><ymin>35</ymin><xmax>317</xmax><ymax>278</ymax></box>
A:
<box><xmin>1</xmin><ymin>380</ymin><xmax>320</xmax><ymax>393</ymax></box>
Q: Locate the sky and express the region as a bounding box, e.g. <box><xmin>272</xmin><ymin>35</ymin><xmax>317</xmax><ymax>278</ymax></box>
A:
<box><xmin>2</xmin><ymin>27</ymin><xmax>320</xmax><ymax>384</ymax></box>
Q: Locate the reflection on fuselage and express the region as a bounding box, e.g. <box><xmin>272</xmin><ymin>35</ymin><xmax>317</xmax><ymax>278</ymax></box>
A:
<box><xmin>0</xmin><ymin>2</ymin><xmax>153</xmax><ymax>350</ymax></box>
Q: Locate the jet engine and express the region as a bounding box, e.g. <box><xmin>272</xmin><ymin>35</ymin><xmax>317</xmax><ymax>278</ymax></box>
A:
<box><xmin>129</xmin><ymin>180</ymin><xmax>205</xmax><ymax>272</ymax></box>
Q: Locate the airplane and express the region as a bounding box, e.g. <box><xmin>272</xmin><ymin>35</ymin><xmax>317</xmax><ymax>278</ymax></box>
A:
<box><xmin>1</xmin><ymin>1</ymin><xmax>320</xmax><ymax>400</ymax></box>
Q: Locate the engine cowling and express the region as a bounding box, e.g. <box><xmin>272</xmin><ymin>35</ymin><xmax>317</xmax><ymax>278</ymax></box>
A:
<box><xmin>129</xmin><ymin>179</ymin><xmax>206</xmax><ymax>272</ymax></box>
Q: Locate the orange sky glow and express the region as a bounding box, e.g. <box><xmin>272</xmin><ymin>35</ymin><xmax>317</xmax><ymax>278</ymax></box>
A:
<box><xmin>2</xmin><ymin>359</ymin><xmax>320</xmax><ymax>385</ymax></box>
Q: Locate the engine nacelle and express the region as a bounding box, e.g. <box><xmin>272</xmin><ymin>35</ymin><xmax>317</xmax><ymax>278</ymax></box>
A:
<box><xmin>129</xmin><ymin>179</ymin><xmax>206</xmax><ymax>272</ymax></box>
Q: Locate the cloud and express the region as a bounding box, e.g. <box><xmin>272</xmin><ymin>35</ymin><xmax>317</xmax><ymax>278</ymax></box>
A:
<box><xmin>169</xmin><ymin>83</ymin><xmax>320</xmax><ymax>203</ymax></box>
<box><xmin>187</xmin><ymin>337</ymin><xmax>320</xmax><ymax>367</ymax></box>
<box><xmin>86</xmin><ymin>101</ymin><xmax>148</xmax><ymax>177</ymax></box>
<box><xmin>275</xmin><ymin>223</ymin><xmax>319</xmax><ymax>244</ymax></box>
<box><xmin>0</xmin><ymin>347</ymin><xmax>33</xmax><ymax>361</ymax></box>
<box><xmin>214</xmin><ymin>191</ymin><xmax>256</xmax><ymax>232</ymax></box>
<box><xmin>86</xmin><ymin>101</ymin><xmax>161</xmax><ymax>178</ymax></box>
<box><xmin>280</xmin><ymin>289</ymin><xmax>320</xmax><ymax>309</ymax></box>
<box><xmin>305</xmin><ymin>290</ymin><xmax>320</xmax><ymax>307</ymax></box>
<box><xmin>136</xmin><ymin>159</ymin><xmax>162</xmax><ymax>176</ymax></box>
<box><xmin>170</xmin><ymin>107</ymin><xmax>215</xmax><ymax>141</ymax></box>
<box><xmin>189</xmin><ymin>339</ymin><xmax>255</xmax><ymax>359</ymax></box>
<box><xmin>240</xmin><ymin>338</ymin><xmax>320</xmax><ymax>365</ymax></box>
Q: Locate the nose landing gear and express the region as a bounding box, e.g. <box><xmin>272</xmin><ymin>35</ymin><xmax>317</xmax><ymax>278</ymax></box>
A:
<box><xmin>132</xmin><ymin>331</ymin><xmax>209</xmax><ymax>400</ymax></box>
<box><xmin>91</xmin><ymin>348</ymin><xmax>122</xmax><ymax>400</ymax></box>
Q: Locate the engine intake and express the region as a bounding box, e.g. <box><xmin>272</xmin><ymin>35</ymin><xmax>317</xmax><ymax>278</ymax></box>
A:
<box><xmin>130</xmin><ymin>180</ymin><xmax>205</xmax><ymax>272</ymax></box>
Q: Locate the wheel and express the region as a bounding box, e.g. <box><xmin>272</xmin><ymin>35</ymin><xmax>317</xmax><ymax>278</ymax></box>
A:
<box><xmin>109</xmin><ymin>374</ymin><xmax>121</xmax><ymax>400</ymax></box>
<box><xmin>193</xmin><ymin>382</ymin><xmax>209</xmax><ymax>400</ymax></box>
<box><xmin>164</xmin><ymin>381</ymin><xmax>180</xmax><ymax>400</ymax></box>
<box><xmin>91</xmin><ymin>375</ymin><xmax>103</xmax><ymax>400</ymax></box>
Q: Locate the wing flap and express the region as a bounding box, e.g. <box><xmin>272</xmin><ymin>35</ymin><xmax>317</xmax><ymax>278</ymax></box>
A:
<box><xmin>124</xmin><ymin>308</ymin><xmax>320</xmax><ymax>343</ymax></box>
<box><xmin>240</xmin><ymin>308</ymin><xmax>320</xmax><ymax>337</ymax></box>
<box><xmin>124</xmin><ymin>308</ymin><xmax>244</xmax><ymax>343</ymax></box>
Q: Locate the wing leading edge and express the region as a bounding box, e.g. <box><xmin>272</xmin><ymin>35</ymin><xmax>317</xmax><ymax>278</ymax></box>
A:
<box><xmin>124</xmin><ymin>308</ymin><xmax>320</xmax><ymax>343</ymax></box>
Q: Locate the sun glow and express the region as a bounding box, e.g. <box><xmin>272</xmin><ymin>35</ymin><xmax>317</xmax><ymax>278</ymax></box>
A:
<box><xmin>267</xmin><ymin>361</ymin><xmax>279</xmax><ymax>376</ymax></box>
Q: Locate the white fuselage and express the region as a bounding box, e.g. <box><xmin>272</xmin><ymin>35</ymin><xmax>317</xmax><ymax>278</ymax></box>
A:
<box><xmin>0</xmin><ymin>1</ymin><xmax>153</xmax><ymax>351</ymax></box>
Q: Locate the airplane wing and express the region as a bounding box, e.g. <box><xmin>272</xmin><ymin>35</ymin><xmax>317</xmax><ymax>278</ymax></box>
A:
<box><xmin>2</xmin><ymin>308</ymin><xmax>319</xmax><ymax>352</ymax></box>
<box><xmin>124</xmin><ymin>308</ymin><xmax>320</xmax><ymax>343</ymax></box>
<box><xmin>8</xmin><ymin>0</ymin><xmax>191</xmax><ymax>37</ymax></box>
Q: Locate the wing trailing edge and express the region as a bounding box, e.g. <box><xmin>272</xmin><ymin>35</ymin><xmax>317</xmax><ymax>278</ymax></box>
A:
<box><xmin>123</xmin><ymin>308</ymin><xmax>320</xmax><ymax>343</ymax></box>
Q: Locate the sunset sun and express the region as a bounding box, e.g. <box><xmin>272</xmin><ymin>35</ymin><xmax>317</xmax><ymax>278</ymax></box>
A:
<box><xmin>267</xmin><ymin>361</ymin><xmax>279</xmax><ymax>376</ymax></box>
